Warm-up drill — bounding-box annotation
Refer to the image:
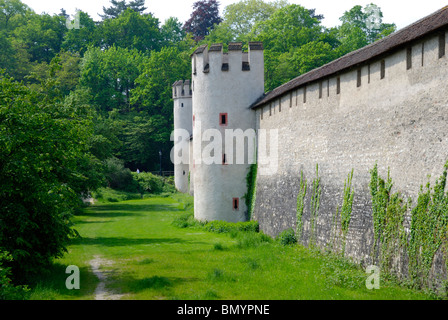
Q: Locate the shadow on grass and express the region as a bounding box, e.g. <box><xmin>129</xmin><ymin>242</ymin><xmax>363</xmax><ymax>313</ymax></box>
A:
<box><xmin>28</xmin><ymin>263</ymin><xmax>98</xmax><ymax>300</ymax></box>
<box><xmin>120</xmin><ymin>275</ymin><xmax>199</xmax><ymax>294</ymax></box>
<box><xmin>70</xmin><ymin>236</ymin><xmax>207</xmax><ymax>247</ymax></box>
<box><xmin>79</xmin><ymin>203</ymin><xmax>181</xmax><ymax>219</ymax></box>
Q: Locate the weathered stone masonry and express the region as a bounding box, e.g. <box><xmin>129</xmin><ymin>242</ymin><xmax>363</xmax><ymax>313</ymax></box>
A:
<box><xmin>173</xmin><ymin>7</ymin><xmax>448</xmax><ymax>279</ymax></box>
<box><xmin>252</xmin><ymin>9</ymin><xmax>448</xmax><ymax>267</ymax></box>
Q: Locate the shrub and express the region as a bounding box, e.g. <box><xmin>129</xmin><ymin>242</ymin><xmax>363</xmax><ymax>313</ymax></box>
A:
<box><xmin>277</xmin><ymin>228</ymin><xmax>298</xmax><ymax>246</ymax></box>
<box><xmin>235</xmin><ymin>232</ymin><xmax>272</xmax><ymax>249</ymax></box>
<box><xmin>131</xmin><ymin>172</ymin><xmax>175</xmax><ymax>194</ymax></box>
<box><xmin>171</xmin><ymin>212</ymin><xmax>205</xmax><ymax>229</ymax></box>
<box><xmin>104</xmin><ymin>157</ymin><xmax>138</xmax><ymax>192</ymax></box>
<box><xmin>91</xmin><ymin>187</ymin><xmax>142</xmax><ymax>203</ymax></box>
<box><xmin>204</xmin><ymin>220</ymin><xmax>259</xmax><ymax>234</ymax></box>
<box><xmin>0</xmin><ymin>252</ymin><xmax>30</xmax><ymax>300</ymax></box>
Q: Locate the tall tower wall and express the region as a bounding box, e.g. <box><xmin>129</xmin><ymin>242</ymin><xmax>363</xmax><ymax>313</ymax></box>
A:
<box><xmin>172</xmin><ymin>80</ymin><xmax>192</xmax><ymax>193</ymax></box>
<box><xmin>191</xmin><ymin>42</ymin><xmax>264</xmax><ymax>222</ymax></box>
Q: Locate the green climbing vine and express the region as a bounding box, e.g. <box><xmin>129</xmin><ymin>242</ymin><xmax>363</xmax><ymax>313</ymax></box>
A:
<box><xmin>369</xmin><ymin>164</ymin><xmax>409</xmax><ymax>274</ymax></box>
<box><xmin>296</xmin><ymin>171</ymin><xmax>307</xmax><ymax>242</ymax></box>
<box><xmin>309</xmin><ymin>164</ymin><xmax>322</xmax><ymax>247</ymax></box>
<box><xmin>408</xmin><ymin>161</ymin><xmax>448</xmax><ymax>289</ymax></box>
<box><xmin>330</xmin><ymin>169</ymin><xmax>355</xmax><ymax>256</ymax></box>
<box><xmin>244</xmin><ymin>163</ymin><xmax>258</xmax><ymax>220</ymax></box>
<box><xmin>340</xmin><ymin>169</ymin><xmax>355</xmax><ymax>256</ymax></box>
<box><xmin>369</xmin><ymin>161</ymin><xmax>448</xmax><ymax>291</ymax></box>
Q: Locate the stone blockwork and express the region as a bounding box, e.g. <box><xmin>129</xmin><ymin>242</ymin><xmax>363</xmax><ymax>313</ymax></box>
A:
<box><xmin>253</xmin><ymin>31</ymin><xmax>448</xmax><ymax>270</ymax></box>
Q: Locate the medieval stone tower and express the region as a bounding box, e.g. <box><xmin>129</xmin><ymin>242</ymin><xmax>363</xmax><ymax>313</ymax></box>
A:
<box><xmin>173</xmin><ymin>42</ymin><xmax>264</xmax><ymax>222</ymax></box>
<box><xmin>172</xmin><ymin>80</ymin><xmax>192</xmax><ymax>194</ymax></box>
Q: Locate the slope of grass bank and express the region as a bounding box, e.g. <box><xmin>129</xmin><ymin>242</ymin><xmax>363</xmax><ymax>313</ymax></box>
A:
<box><xmin>28</xmin><ymin>191</ymin><xmax>434</xmax><ymax>300</ymax></box>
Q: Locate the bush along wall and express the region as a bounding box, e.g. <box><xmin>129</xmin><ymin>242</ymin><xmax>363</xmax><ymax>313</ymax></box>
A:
<box><xmin>295</xmin><ymin>161</ymin><xmax>448</xmax><ymax>295</ymax></box>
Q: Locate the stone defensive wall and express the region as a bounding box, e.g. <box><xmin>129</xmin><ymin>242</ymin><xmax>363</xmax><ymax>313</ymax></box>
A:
<box><xmin>251</xmin><ymin>8</ymin><xmax>448</xmax><ymax>278</ymax></box>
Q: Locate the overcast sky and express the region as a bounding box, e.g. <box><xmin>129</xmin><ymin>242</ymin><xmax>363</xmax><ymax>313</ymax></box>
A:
<box><xmin>20</xmin><ymin>0</ymin><xmax>448</xmax><ymax>30</ymax></box>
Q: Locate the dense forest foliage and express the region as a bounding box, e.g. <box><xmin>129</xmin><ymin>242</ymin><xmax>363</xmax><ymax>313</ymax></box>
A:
<box><xmin>0</xmin><ymin>0</ymin><xmax>396</xmax><ymax>290</ymax></box>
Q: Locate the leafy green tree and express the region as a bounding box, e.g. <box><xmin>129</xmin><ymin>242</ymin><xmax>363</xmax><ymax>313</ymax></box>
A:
<box><xmin>49</xmin><ymin>51</ymin><xmax>82</xmax><ymax>97</ymax></box>
<box><xmin>251</xmin><ymin>4</ymin><xmax>324</xmax><ymax>52</ymax></box>
<box><xmin>337</xmin><ymin>4</ymin><xmax>396</xmax><ymax>56</ymax></box>
<box><xmin>131</xmin><ymin>46</ymin><xmax>191</xmax><ymax>117</ymax></box>
<box><xmin>213</xmin><ymin>0</ymin><xmax>287</xmax><ymax>42</ymax></box>
<box><xmin>79</xmin><ymin>45</ymin><xmax>147</xmax><ymax>112</ymax></box>
<box><xmin>161</xmin><ymin>17</ymin><xmax>186</xmax><ymax>47</ymax></box>
<box><xmin>1</xmin><ymin>36</ymin><xmax>32</xmax><ymax>81</ymax></box>
<box><xmin>248</xmin><ymin>4</ymin><xmax>336</xmax><ymax>91</ymax></box>
<box><xmin>62</xmin><ymin>10</ymin><xmax>98</xmax><ymax>55</ymax></box>
<box><xmin>98</xmin><ymin>8</ymin><xmax>162</xmax><ymax>52</ymax></box>
<box><xmin>0</xmin><ymin>251</ymin><xmax>29</xmax><ymax>299</ymax></box>
<box><xmin>100</xmin><ymin>0</ymin><xmax>147</xmax><ymax>20</ymax></box>
<box><xmin>0</xmin><ymin>0</ymin><xmax>30</xmax><ymax>30</ymax></box>
<box><xmin>0</xmin><ymin>31</ymin><xmax>15</xmax><ymax>70</ymax></box>
<box><xmin>0</xmin><ymin>74</ymin><xmax>102</xmax><ymax>280</ymax></box>
<box><xmin>117</xmin><ymin>114</ymin><xmax>173</xmax><ymax>171</ymax></box>
<box><xmin>13</xmin><ymin>12</ymin><xmax>66</xmax><ymax>63</ymax></box>
<box><xmin>265</xmin><ymin>40</ymin><xmax>337</xmax><ymax>90</ymax></box>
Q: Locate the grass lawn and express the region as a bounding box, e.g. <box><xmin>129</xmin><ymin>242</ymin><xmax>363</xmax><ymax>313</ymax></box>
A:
<box><xmin>28</xmin><ymin>192</ymin><xmax>435</xmax><ymax>300</ymax></box>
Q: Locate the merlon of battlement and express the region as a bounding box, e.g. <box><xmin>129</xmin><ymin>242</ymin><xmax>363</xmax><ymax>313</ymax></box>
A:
<box><xmin>192</xmin><ymin>42</ymin><xmax>264</xmax><ymax>74</ymax></box>
<box><xmin>172</xmin><ymin>80</ymin><xmax>192</xmax><ymax>99</ymax></box>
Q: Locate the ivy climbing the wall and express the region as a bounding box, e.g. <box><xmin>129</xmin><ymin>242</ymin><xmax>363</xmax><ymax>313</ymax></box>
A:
<box><xmin>330</xmin><ymin>169</ymin><xmax>355</xmax><ymax>256</ymax></box>
<box><xmin>310</xmin><ymin>164</ymin><xmax>322</xmax><ymax>247</ymax></box>
<box><xmin>408</xmin><ymin>161</ymin><xmax>448</xmax><ymax>289</ymax></box>
<box><xmin>369</xmin><ymin>164</ymin><xmax>409</xmax><ymax>274</ymax></box>
<box><xmin>244</xmin><ymin>163</ymin><xmax>258</xmax><ymax>220</ymax></box>
<box><xmin>340</xmin><ymin>169</ymin><xmax>355</xmax><ymax>256</ymax></box>
<box><xmin>296</xmin><ymin>171</ymin><xmax>307</xmax><ymax>242</ymax></box>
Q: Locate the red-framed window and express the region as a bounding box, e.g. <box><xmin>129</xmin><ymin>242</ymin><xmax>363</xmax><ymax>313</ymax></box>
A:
<box><xmin>219</xmin><ymin>113</ymin><xmax>228</xmax><ymax>126</ymax></box>
<box><xmin>232</xmin><ymin>198</ymin><xmax>239</xmax><ymax>211</ymax></box>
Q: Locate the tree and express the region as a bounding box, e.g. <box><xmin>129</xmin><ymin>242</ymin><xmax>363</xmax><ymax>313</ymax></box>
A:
<box><xmin>337</xmin><ymin>4</ymin><xmax>396</xmax><ymax>56</ymax></box>
<box><xmin>0</xmin><ymin>0</ymin><xmax>30</xmax><ymax>29</ymax></box>
<box><xmin>217</xmin><ymin>0</ymin><xmax>287</xmax><ymax>42</ymax></box>
<box><xmin>118</xmin><ymin>114</ymin><xmax>172</xmax><ymax>171</ymax></box>
<box><xmin>0</xmin><ymin>74</ymin><xmax>102</xmax><ymax>280</ymax></box>
<box><xmin>251</xmin><ymin>4</ymin><xmax>324</xmax><ymax>52</ymax></box>
<box><xmin>100</xmin><ymin>0</ymin><xmax>147</xmax><ymax>20</ymax></box>
<box><xmin>62</xmin><ymin>10</ymin><xmax>98</xmax><ymax>55</ymax></box>
<box><xmin>13</xmin><ymin>12</ymin><xmax>66</xmax><ymax>63</ymax></box>
<box><xmin>0</xmin><ymin>31</ymin><xmax>15</xmax><ymax>71</ymax></box>
<box><xmin>128</xmin><ymin>0</ymin><xmax>146</xmax><ymax>13</ymax></box>
<box><xmin>249</xmin><ymin>4</ymin><xmax>337</xmax><ymax>91</ymax></box>
<box><xmin>161</xmin><ymin>17</ymin><xmax>186</xmax><ymax>46</ymax></box>
<box><xmin>79</xmin><ymin>45</ymin><xmax>147</xmax><ymax>112</ymax></box>
<box><xmin>184</xmin><ymin>0</ymin><xmax>222</xmax><ymax>41</ymax></box>
<box><xmin>131</xmin><ymin>46</ymin><xmax>191</xmax><ymax>116</ymax></box>
<box><xmin>98</xmin><ymin>8</ymin><xmax>162</xmax><ymax>52</ymax></box>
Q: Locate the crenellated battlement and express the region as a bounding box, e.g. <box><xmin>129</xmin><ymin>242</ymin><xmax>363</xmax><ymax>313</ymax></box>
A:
<box><xmin>192</xmin><ymin>42</ymin><xmax>263</xmax><ymax>75</ymax></box>
<box><xmin>172</xmin><ymin>80</ymin><xmax>192</xmax><ymax>99</ymax></box>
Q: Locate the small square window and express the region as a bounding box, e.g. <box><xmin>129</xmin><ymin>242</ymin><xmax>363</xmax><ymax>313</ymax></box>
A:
<box><xmin>219</xmin><ymin>113</ymin><xmax>228</xmax><ymax>126</ymax></box>
<box><xmin>232</xmin><ymin>198</ymin><xmax>239</xmax><ymax>211</ymax></box>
